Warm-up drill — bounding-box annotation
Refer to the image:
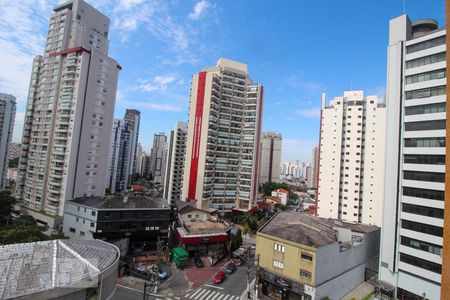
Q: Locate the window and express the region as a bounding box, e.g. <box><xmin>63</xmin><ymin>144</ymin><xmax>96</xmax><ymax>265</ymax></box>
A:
<box><xmin>92</xmin><ymin>211</ymin><xmax>96</xmax><ymax>216</ymax></box>
<box><xmin>406</xmin><ymin>36</ymin><xmax>446</xmax><ymax>54</ymax></box>
<box><xmin>301</xmin><ymin>252</ymin><xmax>313</xmax><ymax>261</ymax></box>
<box><xmin>402</xmin><ymin>203</ymin><xmax>443</xmax><ymax>219</ymax></box>
<box><xmin>90</xmin><ymin>222</ymin><xmax>95</xmax><ymax>228</ymax></box>
<box><xmin>274</xmin><ymin>243</ymin><xmax>285</xmax><ymax>253</ymax></box>
<box><xmin>402</xmin><ymin>220</ymin><xmax>443</xmax><ymax>237</ymax></box>
<box><xmin>400</xmin><ymin>253</ymin><xmax>441</xmax><ymax>274</ymax></box>
<box><xmin>404</xmin><ymin>154</ymin><xmax>445</xmax><ymax>165</ymax></box>
<box><xmin>406</xmin><ymin>69</ymin><xmax>446</xmax><ymax>85</ymax></box>
<box><xmin>187</xmin><ymin>214</ymin><xmax>192</xmax><ymax>218</ymax></box>
<box><xmin>403</xmin><ymin>187</ymin><xmax>444</xmax><ymax>201</ymax></box>
<box><xmin>405</xmin><ymin>102</ymin><xmax>445</xmax><ymax>115</ymax></box>
<box><xmin>300</xmin><ymin>269</ymin><xmax>312</xmax><ymax>279</ymax></box>
<box><xmin>273</xmin><ymin>260</ymin><xmax>284</xmax><ymax>269</ymax></box>
<box><xmin>80</xmin><ymin>231</ymin><xmax>85</xmax><ymax>237</ymax></box>
<box><xmin>406</xmin><ymin>52</ymin><xmax>446</xmax><ymax>69</ymax></box>
<box><xmin>404</xmin><ymin>137</ymin><xmax>445</xmax><ymax>148</ymax></box>
<box><xmin>405</xmin><ymin>85</ymin><xmax>446</xmax><ymax>100</ymax></box>
<box><xmin>403</xmin><ymin>171</ymin><xmax>445</xmax><ymax>183</ymax></box>
<box><xmin>69</xmin><ymin>227</ymin><xmax>76</xmax><ymax>233</ymax></box>
<box><xmin>401</xmin><ymin>236</ymin><xmax>442</xmax><ymax>256</ymax></box>
<box><xmin>404</xmin><ymin>120</ymin><xmax>446</xmax><ymax>131</ymax></box>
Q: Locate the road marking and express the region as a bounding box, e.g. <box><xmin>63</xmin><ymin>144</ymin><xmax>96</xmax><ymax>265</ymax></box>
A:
<box><xmin>187</xmin><ymin>288</ymin><xmax>202</xmax><ymax>299</ymax></box>
<box><xmin>193</xmin><ymin>288</ymin><xmax>209</xmax><ymax>299</ymax></box>
<box><xmin>204</xmin><ymin>284</ymin><xmax>224</xmax><ymax>290</ymax></box>
<box><xmin>216</xmin><ymin>294</ymin><xmax>226</xmax><ymax>300</ymax></box>
<box><xmin>206</xmin><ymin>290</ymin><xmax>219</xmax><ymax>300</ymax></box>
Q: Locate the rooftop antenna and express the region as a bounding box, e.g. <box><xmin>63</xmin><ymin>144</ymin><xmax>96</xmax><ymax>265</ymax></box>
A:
<box><xmin>403</xmin><ymin>0</ymin><xmax>406</xmax><ymax>14</ymax></box>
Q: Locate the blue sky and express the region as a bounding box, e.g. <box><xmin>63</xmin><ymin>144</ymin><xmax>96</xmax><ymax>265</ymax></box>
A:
<box><xmin>0</xmin><ymin>0</ymin><xmax>445</xmax><ymax>162</ymax></box>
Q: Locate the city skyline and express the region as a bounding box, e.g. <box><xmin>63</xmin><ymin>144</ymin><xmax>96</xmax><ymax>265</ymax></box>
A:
<box><xmin>1</xmin><ymin>0</ymin><xmax>445</xmax><ymax>162</ymax></box>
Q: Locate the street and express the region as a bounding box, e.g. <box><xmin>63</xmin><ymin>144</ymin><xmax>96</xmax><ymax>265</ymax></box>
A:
<box><xmin>184</xmin><ymin>261</ymin><xmax>255</xmax><ymax>300</ymax></box>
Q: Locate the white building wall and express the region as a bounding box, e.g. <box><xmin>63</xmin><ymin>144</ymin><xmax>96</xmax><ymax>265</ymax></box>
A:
<box><xmin>379</xmin><ymin>15</ymin><xmax>445</xmax><ymax>300</ymax></box>
<box><xmin>317</xmin><ymin>91</ymin><xmax>386</xmax><ymax>225</ymax></box>
<box><xmin>15</xmin><ymin>0</ymin><xmax>119</xmax><ymax>217</ymax></box>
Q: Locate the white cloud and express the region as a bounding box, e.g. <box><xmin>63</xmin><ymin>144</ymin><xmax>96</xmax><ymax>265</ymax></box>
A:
<box><xmin>139</xmin><ymin>75</ymin><xmax>177</xmax><ymax>92</ymax></box>
<box><xmin>0</xmin><ymin>1</ymin><xmax>51</xmax><ymax>101</ymax></box>
<box><xmin>295</xmin><ymin>108</ymin><xmax>321</xmax><ymax>118</ymax></box>
<box><xmin>120</xmin><ymin>100</ymin><xmax>181</xmax><ymax>112</ymax></box>
<box><xmin>188</xmin><ymin>0</ymin><xmax>210</xmax><ymax>20</ymax></box>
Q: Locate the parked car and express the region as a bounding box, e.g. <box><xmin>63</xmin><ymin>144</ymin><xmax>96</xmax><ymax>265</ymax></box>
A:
<box><xmin>158</xmin><ymin>268</ymin><xmax>168</xmax><ymax>279</ymax></box>
<box><xmin>224</xmin><ymin>263</ymin><xmax>236</xmax><ymax>274</ymax></box>
<box><xmin>194</xmin><ymin>255</ymin><xmax>203</xmax><ymax>268</ymax></box>
<box><xmin>232</xmin><ymin>257</ymin><xmax>242</xmax><ymax>266</ymax></box>
<box><xmin>213</xmin><ymin>271</ymin><xmax>226</xmax><ymax>284</ymax></box>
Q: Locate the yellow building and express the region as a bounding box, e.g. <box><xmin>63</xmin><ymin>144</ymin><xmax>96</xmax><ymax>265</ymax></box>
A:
<box><xmin>256</xmin><ymin>212</ymin><xmax>379</xmax><ymax>300</ymax></box>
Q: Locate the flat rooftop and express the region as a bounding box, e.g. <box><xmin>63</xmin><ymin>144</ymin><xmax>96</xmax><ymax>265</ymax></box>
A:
<box><xmin>258</xmin><ymin>211</ymin><xmax>378</xmax><ymax>248</ymax></box>
<box><xmin>184</xmin><ymin>220</ymin><xmax>229</xmax><ymax>234</ymax></box>
<box><xmin>0</xmin><ymin>239</ymin><xmax>119</xmax><ymax>299</ymax></box>
<box><xmin>69</xmin><ymin>195</ymin><xmax>168</xmax><ymax>209</ymax></box>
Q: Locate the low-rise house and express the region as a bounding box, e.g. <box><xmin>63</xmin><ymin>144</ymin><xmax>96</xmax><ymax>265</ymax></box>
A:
<box><xmin>175</xmin><ymin>201</ymin><xmax>231</xmax><ymax>264</ymax></box>
<box><xmin>256</xmin><ymin>211</ymin><xmax>380</xmax><ymax>300</ymax></box>
<box><xmin>271</xmin><ymin>188</ymin><xmax>289</xmax><ymax>205</ymax></box>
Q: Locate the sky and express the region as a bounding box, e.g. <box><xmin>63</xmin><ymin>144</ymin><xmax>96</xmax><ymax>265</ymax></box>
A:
<box><xmin>0</xmin><ymin>0</ymin><xmax>446</xmax><ymax>163</ymax></box>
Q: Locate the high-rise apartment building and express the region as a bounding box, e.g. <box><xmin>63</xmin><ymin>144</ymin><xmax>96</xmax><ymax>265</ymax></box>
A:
<box><xmin>182</xmin><ymin>58</ymin><xmax>263</xmax><ymax>211</ymax></box>
<box><xmin>379</xmin><ymin>16</ymin><xmax>447</xmax><ymax>300</ymax></box>
<box><xmin>317</xmin><ymin>91</ymin><xmax>386</xmax><ymax>226</ymax></box>
<box><xmin>106</xmin><ymin>119</ymin><xmax>132</xmax><ymax>193</ymax></box>
<box><xmin>163</xmin><ymin>122</ymin><xmax>187</xmax><ymax>204</ymax></box>
<box><xmin>150</xmin><ymin>132</ymin><xmax>167</xmax><ymax>184</ymax></box>
<box><xmin>259</xmin><ymin>132</ymin><xmax>282</xmax><ymax>184</ymax></box>
<box><xmin>136</xmin><ymin>143</ymin><xmax>143</xmax><ymax>175</ymax></box>
<box><xmin>124</xmin><ymin>109</ymin><xmax>140</xmax><ymax>184</ymax></box>
<box><xmin>15</xmin><ymin>0</ymin><xmax>120</xmax><ymax>218</ymax></box>
<box><xmin>0</xmin><ymin>94</ymin><xmax>16</xmax><ymax>190</ymax></box>
<box><xmin>308</xmin><ymin>146</ymin><xmax>319</xmax><ymax>189</ymax></box>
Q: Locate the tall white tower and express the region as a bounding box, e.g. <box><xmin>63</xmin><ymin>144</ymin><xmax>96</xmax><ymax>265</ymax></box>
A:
<box><xmin>15</xmin><ymin>0</ymin><xmax>120</xmax><ymax>218</ymax></box>
<box><xmin>317</xmin><ymin>91</ymin><xmax>386</xmax><ymax>226</ymax></box>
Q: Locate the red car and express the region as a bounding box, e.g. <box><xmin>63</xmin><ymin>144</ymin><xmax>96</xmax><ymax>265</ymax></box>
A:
<box><xmin>213</xmin><ymin>271</ymin><xmax>226</xmax><ymax>284</ymax></box>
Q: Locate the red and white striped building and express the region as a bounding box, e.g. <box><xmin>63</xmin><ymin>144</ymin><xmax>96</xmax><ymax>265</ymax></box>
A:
<box><xmin>182</xmin><ymin>58</ymin><xmax>263</xmax><ymax>212</ymax></box>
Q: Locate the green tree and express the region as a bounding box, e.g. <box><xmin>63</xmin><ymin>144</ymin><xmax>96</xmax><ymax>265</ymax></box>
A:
<box><xmin>0</xmin><ymin>225</ymin><xmax>48</xmax><ymax>245</ymax></box>
<box><xmin>8</xmin><ymin>157</ymin><xmax>19</xmax><ymax>168</ymax></box>
<box><xmin>0</xmin><ymin>191</ymin><xmax>16</xmax><ymax>225</ymax></box>
<box><xmin>261</xmin><ymin>182</ymin><xmax>290</xmax><ymax>196</ymax></box>
<box><xmin>231</xmin><ymin>228</ymin><xmax>243</xmax><ymax>251</ymax></box>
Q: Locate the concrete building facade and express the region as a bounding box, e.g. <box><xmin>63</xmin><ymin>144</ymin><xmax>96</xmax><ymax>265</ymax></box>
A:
<box><xmin>259</xmin><ymin>131</ymin><xmax>282</xmax><ymax>184</ymax></box>
<box><xmin>124</xmin><ymin>109</ymin><xmax>140</xmax><ymax>184</ymax></box>
<box><xmin>308</xmin><ymin>146</ymin><xmax>319</xmax><ymax>189</ymax></box>
<box><xmin>256</xmin><ymin>212</ymin><xmax>379</xmax><ymax>300</ymax></box>
<box><xmin>15</xmin><ymin>0</ymin><xmax>120</xmax><ymax>219</ymax></box>
<box><xmin>150</xmin><ymin>132</ymin><xmax>167</xmax><ymax>184</ymax></box>
<box><xmin>317</xmin><ymin>91</ymin><xmax>386</xmax><ymax>226</ymax></box>
<box><xmin>105</xmin><ymin>119</ymin><xmax>132</xmax><ymax>193</ymax></box>
<box><xmin>163</xmin><ymin>122</ymin><xmax>187</xmax><ymax>204</ymax></box>
<box><xmin>0</xmin><ymin>93</ymin><xmax>16</xmax><ymax>190</ymax></box>
<box><xmin>182</xmin><ymin>58</ymin><xmax>263</xmax><ymax>212</ymax></box>
<box><xmin>379</xmin><ymin>16</ymin><xmax>447</xmax><ymax>300</ymax></box>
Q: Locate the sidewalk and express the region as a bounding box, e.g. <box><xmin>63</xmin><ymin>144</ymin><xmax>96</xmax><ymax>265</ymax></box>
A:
<box><xmin>340</xmin><ymin>282</ymin><xmax>374</xmax><ymax>300</ymax></box>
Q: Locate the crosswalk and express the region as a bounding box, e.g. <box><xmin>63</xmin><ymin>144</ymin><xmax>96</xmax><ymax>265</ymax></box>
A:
<box><xmin>184</xmin><ymin>288</ymin><xmax>240</xmax><ymax>300</ymax></box>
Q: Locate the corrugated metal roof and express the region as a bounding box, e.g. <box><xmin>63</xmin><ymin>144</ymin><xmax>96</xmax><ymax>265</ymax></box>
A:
<box><xmin>0</xmin><ymin>239</ymin><xmax>118</xmax><ymax>299</ymax></box>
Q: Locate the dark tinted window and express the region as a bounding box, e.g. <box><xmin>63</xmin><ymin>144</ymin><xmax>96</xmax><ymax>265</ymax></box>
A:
<box><xmin>402</xmin><ymin>203</ymin><xmax>443</xmax><ymax>219</ymax></box>
<box><xmin>404</xmin><ymin>171</ymin><xmax>445</xmax><ymax>182</ymax></box>
<box><xmin>404</xmin><ymin>137</ymin><xmax>445</xmax><ymax>147</ymax></box>
<box><xmin>405</xmin><ymin>102</ymin><xmax>446</xmax><ymax>115</ymax></box>
<box><xmin>404</xmin><ymin>154</ymin><xmax>445</xmax><ymax>165</ymax></box>
<box><xmin>403</xmin><ymin>187</ymin><xmax>444</xmax><ymax>200</ymax></box>
<box><xmin>402</xmin><ymin>220</ymin><xmax>443</xmax><ymax>237</ymax></box>
<box><xmin>400</xmin><ymin>253</ymin><xmax>442</xmax><ymax>274</ymax></box>
<box><xmin>404</xmin><ymin>120</ymin><xmax>445</xmax><ymax>131</ymax></box>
